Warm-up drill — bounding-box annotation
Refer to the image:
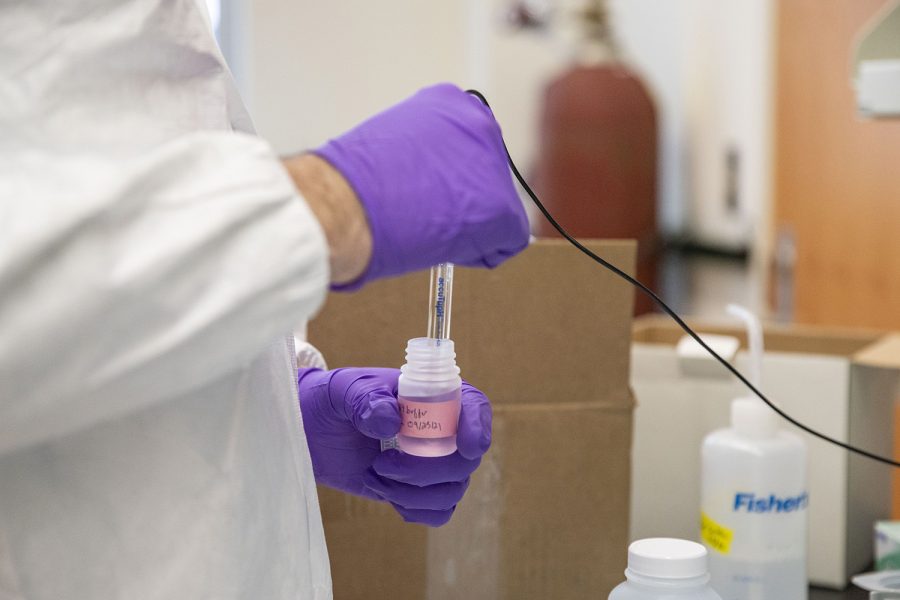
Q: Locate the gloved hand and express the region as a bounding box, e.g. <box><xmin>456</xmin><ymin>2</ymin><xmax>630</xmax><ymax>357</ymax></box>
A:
<box><xmin>315</xmin><ymin>83</ymin><xmax>530</xmax><ymax>290</ymax></box>
<box><xmin>297</xmin><ymin>367</ymin><xmax>491</xmax><ymax>527</ymax></box>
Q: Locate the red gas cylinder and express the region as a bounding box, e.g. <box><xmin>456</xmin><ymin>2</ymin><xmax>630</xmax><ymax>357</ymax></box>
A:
<box><xmin>531</xmin><ymin>63</ymin><xmax>659</xmax><ymax>315</ymax></box>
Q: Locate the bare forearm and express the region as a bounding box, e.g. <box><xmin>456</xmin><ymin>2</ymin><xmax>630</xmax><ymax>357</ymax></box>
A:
<box><xmin>282</xmin><ymin>154</ymin><xmax>372</xmax><ymax>286</ymax></box>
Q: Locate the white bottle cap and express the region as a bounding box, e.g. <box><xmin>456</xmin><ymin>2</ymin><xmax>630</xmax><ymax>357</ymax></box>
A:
<box><xmin>627</xmin><ymin>538</ymin><xmax>708</xmax><ymax>579</ymax></box>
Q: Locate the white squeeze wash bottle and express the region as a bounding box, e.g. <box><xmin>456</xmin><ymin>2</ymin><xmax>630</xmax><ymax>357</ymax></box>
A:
<box><xmin>700</xmin><ymin>304</ymin><xmax>808</xmax><ymax>600</ymax></box>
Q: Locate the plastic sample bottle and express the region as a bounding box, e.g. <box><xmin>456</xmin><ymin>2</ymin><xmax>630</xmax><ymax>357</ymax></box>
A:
<box><xmin>700</xmin><ymin>305</ymin><xmax>808</xmax><ymax>600</ymax></box>
<box><xmin>396</xmin><ymin>337</ymin><xmax>461</xmax><ymax>457</ymax></box>
<box><xmin>608</xmin><ymin>538</ymin><xmax>723</xmax><ymax>600</ymax></box>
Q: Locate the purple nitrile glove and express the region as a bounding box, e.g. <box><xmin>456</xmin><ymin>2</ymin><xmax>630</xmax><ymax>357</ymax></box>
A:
<box><xmin>297</xmin><ymin>367</ymin><xmax>492</xmax><ymax>527</ymax></box>
<box><xmin>315</xmin><ymin>83</ymin><xmax>530</xmax><ymax>290</ymax></box>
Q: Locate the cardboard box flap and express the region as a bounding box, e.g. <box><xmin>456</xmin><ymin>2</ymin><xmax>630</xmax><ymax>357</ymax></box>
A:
<box><xmin>452</xmin><ymin>239</ymin><xmax>636</xmax><ymax>407</ymax></box>
<box><xmin>309</xmin><ymin>239</ymin><xmax>637</xmax><ymax>406</ymax></box>
<box><xmin>855</xmin><ymin>334</ymin><xmax>900</xmax><ymax>369</ymax></box>
<box><xmin>633</xmin><ymin>315</ymin><xmax>883</xmax><ymax>358</ymax></box>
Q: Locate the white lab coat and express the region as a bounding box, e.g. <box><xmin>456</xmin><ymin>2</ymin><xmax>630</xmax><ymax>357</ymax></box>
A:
<box><xmin>0</xmin><ymin>0</ymin><xmax>334</xmax><ymax>598</ymax></box>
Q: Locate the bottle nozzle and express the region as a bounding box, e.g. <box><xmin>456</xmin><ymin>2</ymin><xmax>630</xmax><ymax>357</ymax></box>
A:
<box><xmin>726</xmin><ymin>304</ymin><xmax>777</xmax><ymax>436</ymax></box>
<box><xmin>726</xmin><ymin>304</ymin><xmax>764</xmax><ymax>390</ymax></box>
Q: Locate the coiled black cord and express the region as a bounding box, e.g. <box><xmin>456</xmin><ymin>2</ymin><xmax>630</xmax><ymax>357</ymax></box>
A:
<box><xmin>466</xmin><ymin>88</ymin><xmax>900</xmax><ymax>469</ymax></box>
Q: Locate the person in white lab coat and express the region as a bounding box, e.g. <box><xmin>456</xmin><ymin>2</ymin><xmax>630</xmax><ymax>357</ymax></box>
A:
<box><xmin>0</xmin><ymin>1</ymin><xmax>529</xmax><ymax>598</ymax></box>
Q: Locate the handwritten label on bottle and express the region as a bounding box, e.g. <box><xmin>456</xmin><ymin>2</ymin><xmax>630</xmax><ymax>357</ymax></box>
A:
<box><xmin>398</xmin><ymin>396</ymin><xmax>460</xmax><ymax>438</ymax></box>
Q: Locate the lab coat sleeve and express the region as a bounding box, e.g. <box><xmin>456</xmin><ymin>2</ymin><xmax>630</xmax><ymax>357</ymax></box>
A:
<box><xmin>0</xmin><ymin>132</ymin><xmax>330</xmax><ymax>455</ymax></box>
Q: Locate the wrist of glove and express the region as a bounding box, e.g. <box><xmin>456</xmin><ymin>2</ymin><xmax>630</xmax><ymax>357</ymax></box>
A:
<box><xmin>297</xmin><ymin>366</ymin><xmax>491</xmax><ymax>527</ymax></box>
<box><xmin>314</xmin><ymin>83</ymin><xmax>529</xmax><ymax>290</ymax></box>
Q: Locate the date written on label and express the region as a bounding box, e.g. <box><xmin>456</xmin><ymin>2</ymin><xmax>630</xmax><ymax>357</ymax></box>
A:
<box><xmin>404</xmin><ymin>410</ymin><xmax>443</xmax><ymax>433</ymax></box>
<box><xmin>398</xmin><ymin>398</ymin><xmax>460</xmax><ymax>438</ymax></box>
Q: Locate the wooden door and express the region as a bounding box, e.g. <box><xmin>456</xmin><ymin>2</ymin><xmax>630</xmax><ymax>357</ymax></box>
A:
<box><xmin>774</xmin><ymin>0</ymin><xmax>900</xmax><ymax>329</ymax></box>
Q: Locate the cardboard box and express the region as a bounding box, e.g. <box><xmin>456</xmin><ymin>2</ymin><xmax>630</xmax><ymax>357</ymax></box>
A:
<box><xmin>308</xmin><ymin>239</ymin><xmax>636</xmax><ymax>599</ymax></box>
<box><xmin>629</xmin><ymin>315</ymin><xmax>900</xmax><ymax>588</ymax></box>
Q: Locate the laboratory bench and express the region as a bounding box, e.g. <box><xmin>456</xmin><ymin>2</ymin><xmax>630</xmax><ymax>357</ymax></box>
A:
<box><xmin>810</xmin><ymin>585</ymin><xmax>868</xmax><ymax>599</ymax></box>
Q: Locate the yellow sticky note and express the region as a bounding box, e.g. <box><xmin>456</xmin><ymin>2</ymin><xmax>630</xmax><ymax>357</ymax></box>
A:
<box><xmin>701</xmin><ymin>512</ymin><xmax>734</xmax><ymax>554</ymax></box>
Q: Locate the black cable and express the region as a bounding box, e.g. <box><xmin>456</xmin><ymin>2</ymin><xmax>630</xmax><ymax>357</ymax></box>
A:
<box><xmin>466</xmin><ymin>88</ymin><xmax>900</xmax><ymax>469</ymax></box>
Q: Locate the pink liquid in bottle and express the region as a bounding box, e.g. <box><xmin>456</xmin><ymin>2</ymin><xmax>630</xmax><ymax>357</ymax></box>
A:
<box><xmin>397</xmin><ymin>387</ymin><xmax>461</xmax><ymax>457</ymax></box>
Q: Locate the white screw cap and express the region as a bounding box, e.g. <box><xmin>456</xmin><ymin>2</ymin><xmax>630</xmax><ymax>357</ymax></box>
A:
<box><xmin>627</xmin><ymin>538</ymin><xmax>708</xmax><ymax>579</ymax></box>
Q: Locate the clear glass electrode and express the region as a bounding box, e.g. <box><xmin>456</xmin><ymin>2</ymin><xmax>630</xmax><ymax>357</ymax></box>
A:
<box><xmin>427</xmin><ymin>263</ymin><xmax>454</xmax><ymax>341</ymax></box>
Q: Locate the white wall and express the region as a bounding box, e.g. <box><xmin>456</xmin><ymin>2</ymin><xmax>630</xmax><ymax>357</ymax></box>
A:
<box><xmin>230</xmin><ymin>0</ymin><xmax>773</xmax><ymax>249</ymax></box>
<box><xmin>238</xmin><ymin>0</ymin><xmax>469</xmax><ymax>154</ymax></box>
<box><xmin>682</xmin><ymin>0</ymin><xmax>775</xmax><ymax>251</ymax></box>
<box><xmin>610</xmin><ymin>0</ymin><xmax>690</xmax><ymax>236</ymax></box>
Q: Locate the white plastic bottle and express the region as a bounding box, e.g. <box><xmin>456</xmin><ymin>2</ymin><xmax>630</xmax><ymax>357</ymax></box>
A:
<box><xmin>396</xmin><ymin>337</ymin><xmax>461</xmax><ymax>457</ymax></box>
<box><xmin>609</xmin><ymin>538</ymin><xmax>723</xmax><ymax>600</ymax></box>
<box><xmin>700</xmin><ymin>305</ymin><xmax>808</xmax><ymax>600</ymax></box>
